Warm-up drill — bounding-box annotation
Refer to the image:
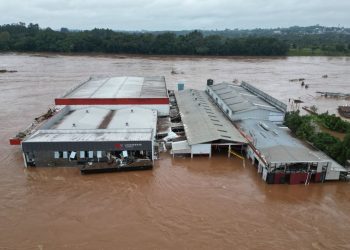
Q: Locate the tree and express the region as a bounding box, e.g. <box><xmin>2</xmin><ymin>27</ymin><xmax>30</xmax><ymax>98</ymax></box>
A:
<box><xmin>0</xmin><ymin>31</ymin><xmax>10</xmax><ymax>50</ymax></box>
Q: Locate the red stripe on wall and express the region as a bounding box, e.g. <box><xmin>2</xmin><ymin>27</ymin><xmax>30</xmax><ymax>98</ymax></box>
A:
<box><xmin>9</xmin><ymin>138</ymin><xmax>22</xmax><ymax>145</ymax></box>
<box><xmin>55</xmin><ymin>98</ymin><xmax>169</xmax><ymax>105</ymax></box>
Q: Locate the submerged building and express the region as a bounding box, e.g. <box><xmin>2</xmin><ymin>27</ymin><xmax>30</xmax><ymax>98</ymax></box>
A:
<box><xmin>205</xmin><ymin>80</ymin><xmax>347</xmax><ymax>184</ymax></box>
<box><xmin>56</xmin><ymin>76</ymin><xmax>170</xmax><ymax>116</ymax></box>
<box><xmin>21</xmin><ymin>106</ymin><xmax>157</xmax><ymax>168</ymax></box>
<box><xmin>172</xmin><ymin>89</ymin><xmax>247</xmax><ymax>157</ymax></box>
<box><xmin>206</xmin><ymin>81</ymin><xmax>286</xmax><ymax>124</ymax></box>
<box><xmin>11</xmin><ymin>76</ymin><xmax>168</xmax><ymax>171</ymax></box>
<box><xmin>9</xmin><ymin>74</ymin><xmax>348</xmax><ymax>183</ymax></box>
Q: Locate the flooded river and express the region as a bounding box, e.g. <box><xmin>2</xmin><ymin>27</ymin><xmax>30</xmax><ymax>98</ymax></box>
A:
<box><xmin>1</xmin><ymin>53</ymin><xmax>350</xmax><ymax>249</ymax></box>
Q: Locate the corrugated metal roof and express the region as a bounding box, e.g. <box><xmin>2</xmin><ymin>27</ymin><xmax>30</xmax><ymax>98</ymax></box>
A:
<box><xmin>63</xmin><ymin>76</ymin><xmax>168</xmax><ymax>99</ymax></box>
<box><xmin>24</xmin><ymin>107</ymin><xmax>157</xmax><ymax>143</ymax></box>
<box><xmin>237</xmin><ymin>118</ymin><xmax>346</xmax><ymax>170</ymax></box>
<box><xmin>52</xmin><ymin>107</ymin><xmax>157</xmax><ymax>131</ymax></box>
<box><xmin>209</xmin><ymin>82</ymin><xmax>281</xmax><ymax>114</ymax></box>
<box><xmin>175</xmin><ymin>89</ymin><xmax>247</xmax><ymax>145</ymax></box>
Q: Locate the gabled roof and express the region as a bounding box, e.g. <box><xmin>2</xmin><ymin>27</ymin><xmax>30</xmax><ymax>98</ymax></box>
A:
<box><xmin>175</xmin><ymin>89</ymin><xmax>246</xmax><ymax>145</ymax></box>
<box><xmin>236</xmin><ymin>118</ymin><xmax>346</xmax><ymax>171</ymax></box>
<box><xmin>209</xmin><ymin>82</ymin><xmax>283</xmax><ymax>114</ymax></box>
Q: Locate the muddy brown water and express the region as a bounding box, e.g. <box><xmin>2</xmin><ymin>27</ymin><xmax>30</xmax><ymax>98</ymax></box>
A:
<box><xmin>1</xmin><ymin>53</ymin><xmax>350</xmax><ymax>249</ymax></box>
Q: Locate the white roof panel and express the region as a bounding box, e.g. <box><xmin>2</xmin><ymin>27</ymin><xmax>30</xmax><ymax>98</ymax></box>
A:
<box><xmin>63</xmin><ymin>76</ymin><xmax>168</xmax><ymax>99</ymax></box>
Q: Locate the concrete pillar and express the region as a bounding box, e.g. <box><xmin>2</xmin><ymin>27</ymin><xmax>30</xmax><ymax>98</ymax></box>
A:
<box><xmin>22</xmin><ymin>153</ymin><xmax>28</xmax><ymax>168</ymax></box>
<box><xmin>228</xmin><ymin>145</ymin><xmax>231</xmax><ymax>158</ymax></box>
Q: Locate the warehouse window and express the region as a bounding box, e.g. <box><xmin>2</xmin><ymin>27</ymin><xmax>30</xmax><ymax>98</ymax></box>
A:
<box><xmin>54</xmin><ymin>151</ymin><xmax>59</xmax><ymax>159</ymax></box>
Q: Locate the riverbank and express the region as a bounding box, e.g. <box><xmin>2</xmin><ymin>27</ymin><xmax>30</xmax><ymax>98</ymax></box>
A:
<box><xmin>288</xmin><ymin>48</ymin><xmax>350</xmax><ymax>56</ymax></box>
<box><xmin>2</xmin><ymin>50</ymin><xmax>350</xmax><ymax>58</ymax></box>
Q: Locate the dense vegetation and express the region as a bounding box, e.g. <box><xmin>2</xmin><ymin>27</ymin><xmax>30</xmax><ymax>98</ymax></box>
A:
<box><xmin>159</xmin><ymin>25</ymin><xmax>350</xmax><ymax>56</ymax></box>
<box><xmin>1</xmin><ymin>23</ymin><xmax>349</xmax><ymax>56</ymax></box>
<box><xmin>285</xmin><ymin>111</ymin><xmax>350</xmax><ymax>165</ymax></box>
<box><xmin>0</xmin><ymin>23</ymin><xmax>288</xmax><ymax>56</ymax></box>
<box><xmin>317</xmin><ymin>113</ymin><xmax>350</xmax><ymax>133</ymax></box>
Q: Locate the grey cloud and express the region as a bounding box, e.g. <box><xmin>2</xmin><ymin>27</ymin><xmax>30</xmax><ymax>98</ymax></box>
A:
<box><xmin>0</xmin><ymin>0</ymin><xmax>349</xmax><ymax>30</ymax></box>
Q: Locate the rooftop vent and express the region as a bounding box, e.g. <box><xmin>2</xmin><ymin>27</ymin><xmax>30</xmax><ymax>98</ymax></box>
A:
<box><xmin>131</xmin><ymin>109</ymin><xmax>134</xmax><ymax>113</ymax></box>
<box><xmin>125</xmin><ymin>122</ymin><xmax>129</xmax><ymax>127</ymax></box>
<box><xmin>72</xmin><ymin>123</ymin><xmax>76</xmax><ymax>127</ymax></box>
<box><xmin>86</xmin><ymin>110</ymin><xmax>89</xmax><ymax>113</ymax></box>
<box><xmin>258</xmin><ymin>122</ymin><xmax>269</xmax><ymax>131</ymax></box>
<box><xmin>207</xmin><ymin>79</ymin><xmax>214</xmax><ymax>86</ymax></box>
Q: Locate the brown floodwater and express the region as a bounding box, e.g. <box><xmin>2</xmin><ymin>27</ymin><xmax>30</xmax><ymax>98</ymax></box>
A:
<box><xmin>1</xmin><ymin>53</ymin><xmax>350</xmax><ymax>249</ymax></box>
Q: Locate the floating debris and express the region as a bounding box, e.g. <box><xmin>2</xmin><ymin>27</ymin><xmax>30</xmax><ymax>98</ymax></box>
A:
<box><xmin>289</xmin><ymin>78</ymin><xmax>305</xmax><ymax>82</ymax></box>
<box><xmin>338</xmin><ymin>106</ymin><xmax>350</xmax><ymax>118</ymax></box>
<box><xmin>302</xmin><ymin>105</ymin><xmax>318</xmax><ymax>115</ymax></box>
<box><xmin>0</xmin><ymin>69</ymin><xmax>17</xmax><ymax>73</ymax></box>
<box><xmin>293</xmin><ymin>99</ymin><xmax>304</xmax><ymax>104</ymax></box>
<box><xmin>316</xmin><ymin>91</ymin><xmax>350</xmax><ymax>98</ymax></box>
<box><xmin>171</xmin><ymin>68</ymin><xmax>184</xmax><ymax>74</ymax></box>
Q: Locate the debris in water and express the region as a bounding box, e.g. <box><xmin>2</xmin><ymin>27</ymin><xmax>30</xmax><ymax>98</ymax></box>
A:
<box><xmin>289</xmin><ymin>78</ymin><xmax>305</xmax><ymax>82</ymax></box>
<box><xmin>0</xmin><ymin>69</ymin><xmax>17</xmax><ymax>73</ymax></box>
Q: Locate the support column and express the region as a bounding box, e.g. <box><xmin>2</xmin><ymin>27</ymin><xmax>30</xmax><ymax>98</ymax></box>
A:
<box><xmin>228</xmin><ymin>145</ymin><xmax>231</xmax><ymax>158</ymax></box>
<box><xmin>22</xmin><ymin>153</ymin><xmax>28</xmax><ymax>168</ymax></box>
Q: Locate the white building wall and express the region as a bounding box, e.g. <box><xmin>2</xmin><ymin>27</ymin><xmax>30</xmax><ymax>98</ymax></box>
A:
<box><xmin>191</xmin><ymin>144</ymin><xmax>211</xmax><ymax>155</ymax></box>
<box><xmin>325</xmin><ymin>163</ymin><xmax>341</xmax><ymax>180</ymax></box>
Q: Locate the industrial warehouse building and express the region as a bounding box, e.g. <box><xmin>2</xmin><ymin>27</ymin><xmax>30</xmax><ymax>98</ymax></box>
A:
<box><xmin>10</xmin><ymin>75</ymin><xmax>348</xmax><ymax>183</ymax></box>
<box><xmin>236</xmin><ymin>119</ymin><xmax>346</xmax><ymax>184</ymax></box>
<box><xmin>55</xmin><ymin>76</ymin><xmax>170</xmax><ymax>116</ymax></box>
<box><xmin>172</xmin><ymin>89</ymin><xmax>247</xmax><ymax>158</ymax></box>
<box><xmin>13</xmin><ymin>76</ymin><xmax>169</xmax><ymax>169</ymax></box>
<box><xmin>207</xmin><ymin>81</ymin><xmax>286</xmax><ymax>124</ymax></box>
<box><xmin>21</xmin><ymin>106</ymin><xmax>157</xmax><ymax>167</ymax></box>
<box><xmin>206</xmin><ymin>80</ymin><xmax>347</xmax><ymax>184</ymax></box>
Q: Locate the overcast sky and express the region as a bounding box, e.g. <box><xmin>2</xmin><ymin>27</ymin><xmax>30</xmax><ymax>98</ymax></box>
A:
<box><xmin>0</xmin><ymin>0</ymin><xmax>349</xmax><ymax>30</ymax></box>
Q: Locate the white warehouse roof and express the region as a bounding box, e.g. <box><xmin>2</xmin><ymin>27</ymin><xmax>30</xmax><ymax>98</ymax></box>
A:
<box><xmin>61</xmin><ymin>76</ymin><xmax>168</xmax><ymax>99</ymax></box>
<box><xmin>24</xmin><ymin>107</ymin><xmax>157</xmax><ymax>143</ymax></box>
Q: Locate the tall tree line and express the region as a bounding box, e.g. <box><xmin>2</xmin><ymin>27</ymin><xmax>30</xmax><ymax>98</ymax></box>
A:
<box><xmin>0</xmin><ymin>23</ymin><xmax>289</xmax><ymax>56</ymax></box>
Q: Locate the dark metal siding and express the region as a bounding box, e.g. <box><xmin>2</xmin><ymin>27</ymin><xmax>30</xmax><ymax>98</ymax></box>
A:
<box><xmin>22</xmin><ymin>140</ymin><xmax>152</xmax><ymax>152</ymax></box>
